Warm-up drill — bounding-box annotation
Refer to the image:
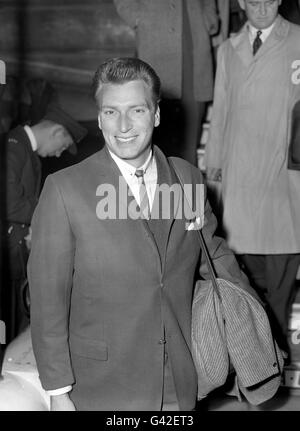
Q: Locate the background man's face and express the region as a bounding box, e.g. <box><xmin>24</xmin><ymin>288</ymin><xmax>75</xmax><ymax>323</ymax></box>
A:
<box><xmin>97</xmin><ymin>80</ymin><xmax>160</xmax><ymax>168</ymax></box>
<box><xmin>238</xmin><ymin>0</ymin><xmax>282</xmax><ymax>29</ymax></box>
<box><xmin>37</xmin><ymin>125</ymin><xmax>73</xmax><ymax>157</ymax></box>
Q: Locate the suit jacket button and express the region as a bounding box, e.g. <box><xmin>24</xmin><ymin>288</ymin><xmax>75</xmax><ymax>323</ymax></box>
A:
<box><xmin>159</xmin><ymin>339</ymin><xmax>166</xmax><ymax>344</ymax></box>
<box><xmin>272</xmin><ymin>362</ymin><xmax>277</xmax><ymax>367</ymax></box>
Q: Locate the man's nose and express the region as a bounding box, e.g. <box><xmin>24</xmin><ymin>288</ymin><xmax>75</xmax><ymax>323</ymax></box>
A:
<box><xmin>259</xmin><ymin>4</ymin><xmax>267</xmax><ymax>15</ymax></box>
<box><xmin>119</xmin><ymin>112</ymin><xmax>132</xmax><ymax>132</ymax></box>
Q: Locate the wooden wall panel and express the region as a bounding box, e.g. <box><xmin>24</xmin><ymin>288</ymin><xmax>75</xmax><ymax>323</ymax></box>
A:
<box><xmin>0</xmin><ymin>0</ymin><xmax>136</xmax><ymax>119</ymax></box>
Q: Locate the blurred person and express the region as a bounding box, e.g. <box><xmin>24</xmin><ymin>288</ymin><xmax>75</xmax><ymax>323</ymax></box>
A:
<box><xmin>205</xmin><ymin>0</ymin><xmax>300</xmax><ymax>356</ymax></box>
<box><xmin>114</xmin><ymin>0</ymin><xmax>218</xmax><ymax>166</ymax></box>
<box><xmin>3</xmin><ymin>105</ymin><xmax>87</xmax><ymax>341</ymax></box>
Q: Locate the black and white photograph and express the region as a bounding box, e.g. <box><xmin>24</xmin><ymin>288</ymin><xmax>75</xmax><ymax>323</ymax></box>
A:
<box><xmin>0</xmin><ymin>0</ymin><xmax>300</xmax><ymax>417</ymax></box>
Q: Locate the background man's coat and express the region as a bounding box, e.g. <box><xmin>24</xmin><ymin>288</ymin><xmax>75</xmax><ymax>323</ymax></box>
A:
<box><xmin>28</xmin><ymin>146</ymin><xmax>252</xmax><ymax>411</ymax></box>
<box><xmin>206</xmin><ymin>16</ymin><xmax>300</xmax><ymax>254</ymax></box>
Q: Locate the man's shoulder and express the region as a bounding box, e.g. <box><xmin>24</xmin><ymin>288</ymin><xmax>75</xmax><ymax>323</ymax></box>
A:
<box><xmin>168</xmin><ymin>156</ymin><xmax>204</xmax><ymax>184</ymax></box>
<box><xmin>6</xmin><ymin>126</ymin><xmax>31</xmax><ymax>157</ymax></box>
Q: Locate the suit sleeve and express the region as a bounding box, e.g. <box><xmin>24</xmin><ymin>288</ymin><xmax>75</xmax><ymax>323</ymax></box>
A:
<box><xmin>205</xmin><ymin>43</ymin><xmax>228</xmax><ymax>180</ymax></box>
<box><xmin>28</xmin><ymin>175</ymin><xmax>75</xmax><ymax>390</ymax></box>
<box><xmin>6</xmin><ymin>138</ymin><xmax>38</xmax><ymax>224</ymax></box>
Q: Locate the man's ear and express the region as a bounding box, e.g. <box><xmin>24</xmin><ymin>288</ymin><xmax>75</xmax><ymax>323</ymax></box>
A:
<box><xmin>51</xmin><ymin>123</ymin><xmax>65</xmax><ymax>137</ymax></box>
<box><xmin>237</xmin><ymin>0</ymin><xmax>245</xmax><ymax>11</ymax></box>
<box><xmin>154</xmin><ymin>105</ymin><xmax>160</xmax><ymax>128</ymax></box>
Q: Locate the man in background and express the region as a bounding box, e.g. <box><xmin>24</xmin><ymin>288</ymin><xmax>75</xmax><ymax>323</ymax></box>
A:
<box><xmin>205</xmin><ymin>0</ymin><xmax>300</xmax><ymax>356</ymax></box>
<box><xmin>3</xmin><ymin>105</ymin><xmax>87</xmax><ymax>341</ymax></box>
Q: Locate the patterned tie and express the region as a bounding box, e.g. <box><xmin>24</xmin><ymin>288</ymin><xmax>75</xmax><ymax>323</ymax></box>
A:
<box><xmin>253</xmin><ymin>30</ymin><xmax>262</xmax><ymax>55</ymax></box>
<box><xmin>135</xmin><ymin>169</ymin><xmax>150</xmax><ymax>219</ymax></box>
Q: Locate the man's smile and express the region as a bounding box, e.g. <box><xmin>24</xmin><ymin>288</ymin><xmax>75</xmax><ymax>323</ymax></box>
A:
<box><xmin>115</xmin><ymin>136</ymin><xmax>138</xmax><ymax>143</ymax></box>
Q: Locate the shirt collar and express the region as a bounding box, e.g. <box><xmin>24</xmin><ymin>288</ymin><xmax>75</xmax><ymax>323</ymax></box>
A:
<box><xmin>108</xmin><ymin>148</ymin><xmax>153</xmax><ymax>177</ymax></box>
<box><xmin>23</xmin><ymin>125</ymin><xmax>38</xmax><ymax>152</ymax></box>
<box><xmin>247</xmin><ymin>21</ymin><xmax>276</xmax><ymax>44</ymax></box>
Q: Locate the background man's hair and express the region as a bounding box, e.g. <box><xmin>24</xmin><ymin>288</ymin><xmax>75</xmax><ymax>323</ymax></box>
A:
<box><xmin>92</xmin><ymin>57</ymin><xmax>161</xmax><ymax>108</ymax></box>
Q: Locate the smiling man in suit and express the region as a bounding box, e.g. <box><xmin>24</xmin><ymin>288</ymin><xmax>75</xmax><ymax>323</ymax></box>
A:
<box><xmin>114</xmin><ymin>0</ymin><xmax>219</xmax><ymax>166</ymax></box>
<box><xmin>205</xmin><ymin>0</ymin><xmax>300</xmax><ymax>358</ymax></box>
<box><xmin>28</xmin><ymin>58</ymin><xmax>262</xmax><ymax>411</ymax></box>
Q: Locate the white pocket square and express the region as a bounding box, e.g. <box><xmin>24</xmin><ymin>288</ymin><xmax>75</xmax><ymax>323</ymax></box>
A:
<box><xmin>186</xmin><ymin>216</ymin><xmax>202</xmax><ymax>231</ymax></box>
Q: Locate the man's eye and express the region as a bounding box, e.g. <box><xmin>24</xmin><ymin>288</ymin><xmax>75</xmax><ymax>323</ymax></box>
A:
<box><xmin>103</xmin><ymin>110</ymin><xmax>115</xmax><ymax>115</ymax></box>
<box><xmin>134</xmin><ymin>108</ymin><xmax>145</xmax><ymax>114</ymax></box>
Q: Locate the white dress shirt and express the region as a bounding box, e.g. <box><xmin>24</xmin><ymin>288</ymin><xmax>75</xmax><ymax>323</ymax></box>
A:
<box><xmin>248</xmin><ymin>21</ymin><xmax>275</xmax><ymax>46</ymax></box>
<box><xmin>109</xmin><ymin>148</ymin><xmax>157</xmax><ymax>209</ymax></box>
<box><xmin>47</xmin><ymin>148</ymin><xmax>158</xmax><ymax>397</ymax></box>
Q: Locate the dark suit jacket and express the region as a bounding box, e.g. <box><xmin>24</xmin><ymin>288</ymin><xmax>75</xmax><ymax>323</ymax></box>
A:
<box><xmin>4</xmin><ymin>126</ymin><xmax>41</xmax><ymax>278</ymax></box>
<box><xmin>28</xmin><ymin>145</ymin><xmax>253</xmax><ymax>411</ymax></box>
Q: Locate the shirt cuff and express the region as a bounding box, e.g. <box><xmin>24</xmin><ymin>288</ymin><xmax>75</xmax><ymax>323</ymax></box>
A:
<box><xmin>47</xmin><ymin>385</ymin><xmax>72</xmax><ymax>396</ymax></box>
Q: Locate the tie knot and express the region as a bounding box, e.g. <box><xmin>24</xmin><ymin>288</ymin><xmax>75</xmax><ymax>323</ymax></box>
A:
<box><xmin>135</xmin><ymin>169</ymin><xmax>144</xmax><ymax>178</ymax></box>
<box><xmin>256</xmin><ymin>30</ymin><xmax>262</xmax><ymax>38</ymax></box>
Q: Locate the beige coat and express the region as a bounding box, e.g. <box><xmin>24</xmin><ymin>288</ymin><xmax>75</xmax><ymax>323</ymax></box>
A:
<box><xmin>205</xmin><ymin>16</ymin><xmax>300</xmax><ymax>254</ymax></box>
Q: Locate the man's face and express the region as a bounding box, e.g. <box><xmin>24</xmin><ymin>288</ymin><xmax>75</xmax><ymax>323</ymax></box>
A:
<box><xmin>238</xmin><ymin>0</ymin><xmax>282</xmax><ymax>29</ymax></box>
<box><xmin>37</xmin><ymin>125</ymin><xmax>73</xmax><ymax>158</ymax></box>
<box><xmin>97</xmin><ymin>80</ymin><xmax>160</xmax><ymax>168</ymax></box>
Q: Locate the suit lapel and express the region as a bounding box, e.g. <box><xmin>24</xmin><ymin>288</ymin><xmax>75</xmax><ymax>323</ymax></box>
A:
<box><xmin>230</xmin><ymin>25</ymin><xmax>253</xmax><ymax>68</ymax></box>
<box><xmin>96</xmin><ymin>146</ymin><xmax>137</xmax><ymax>218</ymax></box>
<box><xmin>147</xmin><ymin>146</ymin><xmax>180</xmax><ymax>273</ymax></box>
<box><xmin>232</xmin><ymin>16</ymin><xmax>289</xmax><ymax>68</ymax></box>
<box><xmin>254</xmin><ymin>16</ymin><xmax>289</xmax><ymax>61</ymax></box>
